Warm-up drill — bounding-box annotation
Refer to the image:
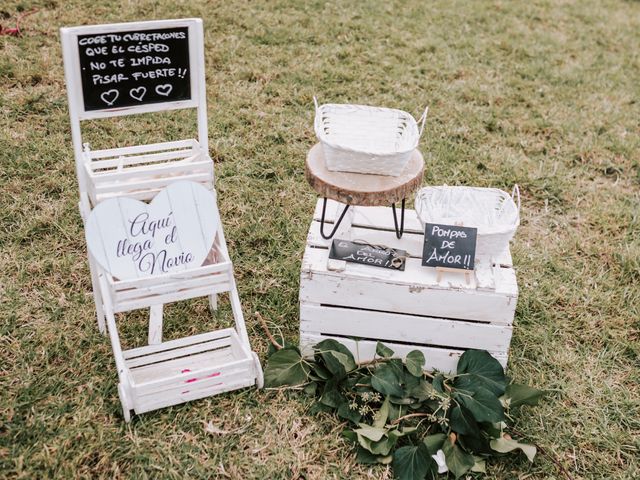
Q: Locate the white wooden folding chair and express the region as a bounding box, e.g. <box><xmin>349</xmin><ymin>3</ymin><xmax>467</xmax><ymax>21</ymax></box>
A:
<box><xmin>61</xmin><ymin>18</ymin><xmax>262</xmax><ymax>421</ymax></box>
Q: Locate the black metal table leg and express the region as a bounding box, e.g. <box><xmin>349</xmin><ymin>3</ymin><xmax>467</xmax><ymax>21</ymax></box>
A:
<box><xmin>391</xmin><ymin>198</ymin><xmax>406</xmax><ymax>239</ymax></box>
<box><xmin>320</xmin><ymin>197</ymin><xmax>350</xmax><ymax>240</ymax></box>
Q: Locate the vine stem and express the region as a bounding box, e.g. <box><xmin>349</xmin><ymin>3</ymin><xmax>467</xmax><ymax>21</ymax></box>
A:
<box><xmin>355</xmin><ymin>358</ymin><xmax>387</xmax><ymax>368</ymax></box>
<box><xmin>255</xmin><ymin>311</ymin><xmax>282</xmax><ymax>350</ymax></box>
<box><xmin>263</xmin><ymin>383</ymin><xmax>309</xmax><ymax>392</ymax></box>
<box><xmin>509</xmin><ymin>427</ymin><xmax>574</xmax><ymax>480</ymax></box>
<box><xmin>390</xmin><ymin>413</ymin><xmax>431</xmax><ymax>425</ymax></box>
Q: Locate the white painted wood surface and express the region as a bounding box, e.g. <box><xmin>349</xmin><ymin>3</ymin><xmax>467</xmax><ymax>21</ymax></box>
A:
<box><xmin>299</xmin><ymin>199</ymin><xmax>519</xmax><ymax>373</ymax></box>
<box><xmin>148</xmin><ymin>305</ymin><xmax>163</xmax><ymax>344</ymax></box>
<box><xmin>122</xmin><ymin>329</ymin><xmax>257</xmax><ymax>413</ymax></box>
<box><xmin>85</xmin><ymin>181</ymin><xmax>218</xmax><ymax>280</ymax></box>
<box><xmin>300</xmin><ymin>303</ymin><xmax>513</xmax><ymax>351</ymax></box>
<box><xmin>301</xmin><ymin>247</ymin><xmax>517</xmax><ymax>324</ymax></box>
<box><xmin>62</xmin><ymin>18</ymin><xmax>262</xmax><ymax>422</ymax></box>
<box><xmin>92</xmin><ymin>213</ymin><xmax>261</xmax><ymax>422</ymax></box>
<box><xmin>84</xmin><ymin>140</ymin><xmax>214</xmax><ymax>205</ymax></box>
<box><xmin>300</xmin><ymin>333</ymin><xmax>508</xmax><ymax>373</ymax></box>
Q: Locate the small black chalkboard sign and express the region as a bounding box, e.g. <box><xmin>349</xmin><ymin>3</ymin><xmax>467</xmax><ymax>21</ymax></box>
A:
<box><xmin>421</xmin><ymin>223</ymin><xmax>477</xmax><ymax>270</ymax></box>
<box><xmin>330</xmin><ymin>239</ymin><xmax>406</xmax><ymax>271</ymax></box>
<box><xmin>77</xmin><ymin>27</ymin><xmax>191</xmax><ymax>111</ymax></box>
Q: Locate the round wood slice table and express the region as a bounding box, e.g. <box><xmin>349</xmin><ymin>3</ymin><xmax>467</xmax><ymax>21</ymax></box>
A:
<box><xmin>305</xmin><ymin>143</ymin><xmax>424</xmax><ymax>239</ymax></box>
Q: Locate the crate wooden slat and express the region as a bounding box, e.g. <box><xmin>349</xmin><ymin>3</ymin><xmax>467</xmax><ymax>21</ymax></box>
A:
<box><xmin>299</xmin><ymin>199</ymin><xmax>518</xmax><ymax>373</ymax></box>
<box><xmin>124</xmin><ymin>329</ymin><xmax>257</xmax><ymax>413</ymax></box>
<box><xmin>299</xmin><ymin>333</ymin><xmax>508</xmax><ymax>372</ymax></box>
<box><xmin>83</xmin><ymin>140</ymin><xmax>215</xmax><ymax>206</ymax></box>
<box><xmin>300</xmin><ymin>304</ymin><xmax>513</xmax><ymax>351</ymax></box>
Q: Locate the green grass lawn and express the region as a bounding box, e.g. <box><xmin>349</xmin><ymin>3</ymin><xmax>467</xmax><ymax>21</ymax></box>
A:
<box><xmin>1</xmin><ymin>0</ymin><xmax>639</xmax><ymax>478</ymax></box>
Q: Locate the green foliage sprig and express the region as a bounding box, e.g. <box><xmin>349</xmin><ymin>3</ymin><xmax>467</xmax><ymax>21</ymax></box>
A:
<box><xmin>263</xmin><ymin>340</ymin><xmax>545</xmax><ymax>479</ymax></box>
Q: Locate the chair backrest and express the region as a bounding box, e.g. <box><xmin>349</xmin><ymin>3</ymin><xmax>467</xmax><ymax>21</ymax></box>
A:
<box><xmin>60</xmin><ymin>18</ymin><xmax>208</xmax><ymax>198</ymax></box>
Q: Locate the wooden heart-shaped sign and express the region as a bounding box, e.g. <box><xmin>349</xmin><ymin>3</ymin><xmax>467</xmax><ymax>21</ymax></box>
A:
<box><xmin>86</xmin><ymin>181</ymin><xmax>219</xmax><ymax>280</ymax></box>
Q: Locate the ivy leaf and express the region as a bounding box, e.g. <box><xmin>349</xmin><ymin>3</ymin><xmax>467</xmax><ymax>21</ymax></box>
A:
<box><xmin>355</xmin><ymin>425</ymin><xmax>397</xmax><ymax>456</ymax></box>
<box><xmin>432</xmin><ymin>374</ymin><xmax>445</xmax><ymax>393</ymax></box>
<box><xmin>355</xmin><ymin>425</ymin><xmax>387</xmax><ymax>442</ymax></box>
<box><xmin>458</xmin><ymin>432</ymin><xmax>493</xmax><ymax>455</ymax></box>
<box><xmin>373</xmin><ymin>397</ymin><xmax>390</xmax><ymax>428</ymax></box>
<box><xmin>303</xmin><ymin>381</ymin><xmax>317</xmax><ymax>396</ymax></box>
<box><xmin>490</xmin><ymin>436</ymin><xmax>537</xmax><ymax>462</ymax></box>
<box><xmin>455</xmin><ymin>387</ymin><xmax>505</xmax><ymax>423</ymax></box>
<box><xmin>365</xmin><ymin>436</ymin><xmax>397</xmax><ymax>456</ymax></box>
<box><xmin>471</xmin><ymin>456</ymin><xmax>486</xmax><ymax>473</ymax></box>
<box><xmin>310</xmin><ymin>362</ymin><xmax>332</xmax><ymax>381</ymax></box>
<box><xmin>337</xmin><ymin>401</ymin><xmax>361</xmax><ymax>424</ymax></box>
<box><xmin>314</xmin><ymin>339</ymin><xmax>356</xmax><ymax>377</ymax></box>
<box><xmin>342</xmin><ymin>429</ymin><xmax>357</xmax><ymax>443</ymax></box>
<box><xmin>389</xmin><ymin>395</ymin><xmax>416</xmax><ymax>405</ymax></box>
<box><xmin>482</xmin><ymin>421</ymin><xmax>505</xmax><ymax>439</ymax></box>
<box><xmin>390</xmin><ymin>426</ymin><xmax>417</xmax><ymax>438</ymax></box>
<box><xmin>405</xmin><ymin>350</ymin><xmax>426</xmax><ymax>377</ymax></box>
<box><xmin>455</xmin><ymin>350</ymin><xmax>507</xmax><ymax>396</ymax></box>
<box><xmin>504</xmin><ymin>384</ymin><xmax>546</xmax><ymax>408</ymax></box>
<box><xmin>353</xmin><ymin>374</ymin><xmax>372</xmax><ymax>391</ymax></box>
<box><xmin>409</xmin><ymin>378</ymin><xmax>436</xmax><ymax>401</ymax></box>
<box><xmin>356</xmin><ymin>447</ymin><xmax>392</xmax><ymax>464</ymax></box>
<box><xmin>371</xmin><ymin>360</ymin><xmax>404</xmax><ymax>397</ymax></box>
<box><xmin>449</xmin><ymin>405</ymin><xmax>479</xmax><ymax>436</ymax></box>
<box><xmin>423</xmin><ymin>433</ymin><xmax>447</xmax><ymax>455</ymax></box>
<box><xmin>319</xmin><ymin>386</ymin><xmax>343</xmax><ymax>408</ymax></box>
<box><xmin>392</xmin><ymin>443</ymin><xmax>433</xmax><ymax>480</ymax></box>
<box><xmin>442</xmin><ymin>439</ymin><xmax>475</xmax><ymax>479</ymax></box>
<box><xmin>310</xmin><ymin>402</ymin><xmax>333</xmax><ymax>414</ymax></box>
<box><xmin>376</xmin><ymin>341</ymin><xmax>395</xmax><ymax>358</ymax></box>
<box><xmin>356</xmin><ymin>447</ymin><xmax>379</xmax><ymax>464</ymax></box>
<box><xmin>263</xmin><ymin>347</ymin><xmax>310</xmax><ymax>387</ymax></box>
<box><xmin>267</xmin><ymin>335</ymin><xmax>288</xmax><ymax>356</ymax></box>
<box><xmin>388</xmin><ymin>402</ymin><xmax>405</xmax><ymax>422</ymax></box>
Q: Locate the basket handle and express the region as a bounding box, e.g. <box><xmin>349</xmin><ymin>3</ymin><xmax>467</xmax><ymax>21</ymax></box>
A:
<box><xmin>511</xmin><ymin>184</ymin><xmax>521</xmax><ymax>214</ymax></box>
<box><xmin>417</xmin><ymin>106</ymin><xmax>429</xmax><ymax>137</ymax></box>
<box><xmin>313</xmin><ymin>96</ymin><xmax>319</xmax><ymax>112</ymax></box>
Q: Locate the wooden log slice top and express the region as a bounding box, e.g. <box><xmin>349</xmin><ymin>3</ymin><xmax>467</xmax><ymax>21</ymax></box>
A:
<box><xmin>305</xmin><ymin>143</ymin><xmax>424</xmax><ymax>206</ymax></box>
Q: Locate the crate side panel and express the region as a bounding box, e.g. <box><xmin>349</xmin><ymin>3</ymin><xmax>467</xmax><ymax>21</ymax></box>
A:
<box><xmin>300</xmin><ymin>303</ymin><xmax>513</xmax><ymax>351</ymax></box>
<box><xmin>299</xmin><ymin>333</ymin><xmax>508</xmax><ymax>374</ymax></box>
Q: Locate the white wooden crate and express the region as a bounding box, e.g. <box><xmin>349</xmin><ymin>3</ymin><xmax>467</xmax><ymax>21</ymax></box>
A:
<box><xmin>122</xmin><ymin>329</ymin><xmax>258</xmax><ymax>415</ymax></box>
<box><xmin>83</xmin><ymin>139</ymin><xmax>214</xmax><ymax>206</ymax></box>
<box><xmin>299</xmin><ymin>199</ymin><xmax>518</xmax><ymax>373</ymax></box>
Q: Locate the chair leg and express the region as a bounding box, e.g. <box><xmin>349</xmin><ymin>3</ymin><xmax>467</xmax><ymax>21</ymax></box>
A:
<box><xmin>148</xmin><ymin>304</ymin><xmax>163</xmax><ymax>345</ymax></box>
<box><xmin>118</xmin><ymin>383</ymin><xmax>132</xmax><ymax>423</ymax></box>
<box><xmin>252</xmin><ymin>352</ymin><xmax>264</xmax><ymax>388</ymax></box>
<box><xmin>88</xmin><ymin>257</ymin><xmax>106</xmax><ymax>334</ymax></box>
<box><xmin>208</xmin><ymin>294</ymin><xmax>218</xmax><ymax>312</ymax></box>
<box><xmin>228</xmin><ymin>284</ymin><xmax>251</xmax><ymax>352</ymax></box>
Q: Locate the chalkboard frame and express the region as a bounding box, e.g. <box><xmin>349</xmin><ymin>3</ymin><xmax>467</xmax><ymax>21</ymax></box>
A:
<box><xmin>61</xmin><ymin>18</ymin><xmax>203</xmax><ymax>121</ymax></box>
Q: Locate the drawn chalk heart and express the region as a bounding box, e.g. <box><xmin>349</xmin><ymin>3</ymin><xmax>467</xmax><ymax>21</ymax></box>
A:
<box><xmin>85</xmin><ymin>181</ymin><xmax>219</xmax><ymax>280</ymax></box>
<box><xmin>100</xmin><ymin>89</ymin><xmax>119</xmax><ymax>106</ymax></box>
<box><xmin>155</xmin><ymin>84</ymin><xmax>173</xmax><ymax>96</ymax></box>
<box><xmin>129</xmin><ymin>86</ymin><xmax>147</xmax><ymax>102</ymax></box>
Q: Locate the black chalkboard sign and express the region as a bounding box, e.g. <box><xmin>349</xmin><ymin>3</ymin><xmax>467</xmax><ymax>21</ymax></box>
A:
<box><xmin>330</xmin><ymin>239</ymin><xmax>406</xmax><ymax>271</ymax></box>
<box><xmin>421</xmin><ymin>223</ymin><xmax>477</xmax><ymax>270</ymax></box>
<box><xmin>77</xmin><ymin>27</ymin><xmax>191</xmax><ymax>111</ymax></box>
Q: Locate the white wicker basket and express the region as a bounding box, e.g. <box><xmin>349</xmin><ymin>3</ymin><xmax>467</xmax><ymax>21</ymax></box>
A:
<box><xmin>415</xmin><ymin>185</ymin><xmax>521</xmax><ymax>257</ymax></box>
<box><xmin>314</xmin><ymin>97</ymin><xmax>428</xmax><ymax>177</ymax></box>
